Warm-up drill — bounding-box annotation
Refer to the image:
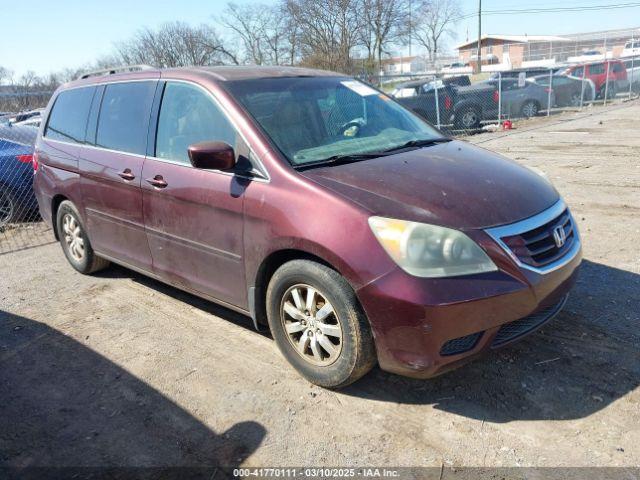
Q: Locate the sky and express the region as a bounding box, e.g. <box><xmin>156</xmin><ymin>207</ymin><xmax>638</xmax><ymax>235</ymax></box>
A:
<box><xmin>2</xmin><ymin>0</ymin><xmax>640</xmax><ymax>77</ymax></box>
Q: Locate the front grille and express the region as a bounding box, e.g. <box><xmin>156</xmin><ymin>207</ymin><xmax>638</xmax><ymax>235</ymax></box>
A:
<box><xmin>440</xmin><ymin>331</ymin><xmax>483</xmax><ymax>356</ymax></box>
<box><xmin>501</xmin><ymin>209</ymin><xmax>575</xmax><ymax>268</ymax></box>
<box><xmin>491</xmin><ymin>296</ymin><xmax>567</xmax><ymax>347</ymax></box>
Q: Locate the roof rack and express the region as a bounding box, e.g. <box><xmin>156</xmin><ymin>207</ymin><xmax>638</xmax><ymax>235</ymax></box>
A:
<box><xmin>78</xmin><ymin>64</ymin><xmax>154</xmax><ymax>80</ymax></box>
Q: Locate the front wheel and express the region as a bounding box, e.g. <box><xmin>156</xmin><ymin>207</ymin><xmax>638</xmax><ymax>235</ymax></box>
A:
<box><xmin>266</xmin><ymin>260</ymin><xmax>376</xmax><ymax>388</ymax></box>
<box><xmin>0</xmin><ymin>187</ymin><xmax>17</xmax><ymax>227</ymax></box>
<box><xmin>56</xmin><ymin>200</ymin><xmax>110</xmax><ymax>274</ymax></box>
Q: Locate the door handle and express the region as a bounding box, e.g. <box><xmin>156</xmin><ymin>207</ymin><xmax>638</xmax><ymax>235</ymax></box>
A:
<box><xmin>118</xmin><ymin>169</ymin><xmax>136</xmax><ymax>181</ymax></box>
<box><xmin>146</xmin><ymin>175</ymin><xmax>168</xmax><ymax>188</ymax></box>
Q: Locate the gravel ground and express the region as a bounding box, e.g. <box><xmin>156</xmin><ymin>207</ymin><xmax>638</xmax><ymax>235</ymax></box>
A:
<box><xmin>1</xmin><ymin>101</ymin><xmax>639</xmax><ymax>473</ymax></box>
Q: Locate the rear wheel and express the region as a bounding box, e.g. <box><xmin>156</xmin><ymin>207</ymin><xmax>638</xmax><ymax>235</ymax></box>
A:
<box><xmin>56</xmin><ymin>200</ymin><xmax>109</xmax><ymax>274</ymax></box>
<box><xmin>266</xmin><ymin>260</ymin><xmax>376</xmax><ymax>388</ymax></box>
<box><xmin>521</xmin><ymin>100</ymin><xmax>539</xmax><ymax>118</ymax></box>
<box><xmin>570</xmin><ymin>92</ymin><xmax>582</xmax><ymax>107</ymax></box>
<box><xmin>456</xmin><ymin>107</ymin><xmax>481</xmax><ymax>130</ymax></box>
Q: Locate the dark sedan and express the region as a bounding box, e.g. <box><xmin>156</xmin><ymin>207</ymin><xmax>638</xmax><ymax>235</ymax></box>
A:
<box><xmin>0</xmin><ymin>124</ymin><xmax>38</xmax><ymax>226</ymax></box>
<box><xmin>530</xmin><ymin>75</ymin><xmax>595</xmax><ymax>107</ymax></box>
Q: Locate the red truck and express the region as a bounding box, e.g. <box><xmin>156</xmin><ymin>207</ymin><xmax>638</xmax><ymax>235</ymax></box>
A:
<box><xmin>561</xmin><ymin>60</ymin><xmax>627</xmax><ymax>99</ymax></box>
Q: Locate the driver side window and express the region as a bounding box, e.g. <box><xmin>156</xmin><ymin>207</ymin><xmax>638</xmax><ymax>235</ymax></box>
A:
<box><xmin>155</xmin><ymin>82</ymin><xmax>237</xmax><ymax>165</ymax></box>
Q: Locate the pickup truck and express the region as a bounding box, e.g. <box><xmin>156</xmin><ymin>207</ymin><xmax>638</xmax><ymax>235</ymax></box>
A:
<box><xmin>392</xmin><ymin>78</ymin><xmax>499</xmax><ymax>131</ymax></box>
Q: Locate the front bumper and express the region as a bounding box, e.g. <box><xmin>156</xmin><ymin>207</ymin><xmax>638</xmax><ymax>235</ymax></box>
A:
<box><xmin>356</xmin><ymin>206</ymin><xmax>582</xmax><ymax>379</ymax></box>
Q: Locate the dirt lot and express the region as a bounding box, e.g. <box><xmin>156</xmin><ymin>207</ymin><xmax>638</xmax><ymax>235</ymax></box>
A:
<box><xmin>1</xmin><ymin>101</ymin><xmax>639</xmax><ymax>473</ymax></box>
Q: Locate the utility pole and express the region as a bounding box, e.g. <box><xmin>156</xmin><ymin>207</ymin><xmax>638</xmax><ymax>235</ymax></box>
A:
<box><xmin>408</xmin><ymin>0</ymin><xmax>412</xmax><ymax>58</ymax></box>
<box><xmin>476</xmin><ymin>0</ymin><xmax>482</xmax><ymax>73</ymax></box>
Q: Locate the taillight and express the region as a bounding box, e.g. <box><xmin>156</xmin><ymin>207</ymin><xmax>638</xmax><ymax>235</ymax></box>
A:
<box><xmin>444</xmin><ymin>95</ymin><xmax>452</xmax><ymax>110</ymax></box>
<box><xmin>32</xmin><ymin>151</ymin><xmax>39</xmax><ymax>171</ymax></box>
<box><xmin>16</xmin><ymin>154</ymin><xmax>33</xmax><ymax>165</ymax></box>
<box><xmin>493</xmin><ymin>90</ymin><xmax>499</xmax><ymax>103</ymax></box>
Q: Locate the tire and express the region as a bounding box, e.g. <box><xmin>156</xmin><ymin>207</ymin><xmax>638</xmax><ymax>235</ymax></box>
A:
<box><xmin>605</xmin><ymin>84</ymin><xmax>617</xmax><ymax>99</ymax></box>
<box><xmin>0</xmin><ymin>187</ymin><xmax>17</xmax><ymax>227</ymax></box>
<box><xmin>56</xmin><ymin>200</ymin><xmax>109</xmax><ymax>274</ymax></box>
<box><xmin>521</xmin><ymin>100</ymin><xmax>539</xmax><ymax>118</ymax></box>
<box><xmin>570</xmin><ymin>92</ymin><xmax>582</xmax><ymax>107</ymax></box>
<box><xmin>455</xmin><ymin>107</ymin><xmax>480</xmax><ymax>130</ymax></box>
<box><xmin>266</xmin><ymin>260</ymin><xmax>376</xmax><ymax>388</ymax></box>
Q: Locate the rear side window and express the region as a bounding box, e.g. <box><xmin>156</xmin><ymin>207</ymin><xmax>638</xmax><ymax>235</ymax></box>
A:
<box><xmin>96</xmin><ymin>82</ymin><xmax>156</xmax><ymax>155</ymax></box>
<box><xmin>155</xmin><ymin>82</ymin><xmax>236</xmax><ymax>165</ymax></box>
<box><xmin>589</xmin><ymin>64</ymin><xmax>605</xmax><ymax>75</ymax></box>
<box><xmin>45</xmin><ymin>87</ymin><xmax>95</xmax><ymax>144</ymax></box>
<box><xmin>612</xmin><ymin>63</ymin><xmax>624</xmax><ymax>73</ymax></box>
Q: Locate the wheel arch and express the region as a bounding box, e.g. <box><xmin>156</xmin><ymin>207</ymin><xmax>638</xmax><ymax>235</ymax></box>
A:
<box><xmin>250</xmin><ymin>247</ymin><xmax>358</xmax><ymax>330</ymax></box>
<box><xmin>51</xmin><ymin>194</ymin><xmax>69</xmax><ymax>240</ymax></box>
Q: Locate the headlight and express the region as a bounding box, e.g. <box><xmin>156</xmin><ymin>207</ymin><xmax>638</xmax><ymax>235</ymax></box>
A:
<box><xmin>368</xmin><ymin>217</ymin><xmax>498</xmax><ymax>278</ymax></box>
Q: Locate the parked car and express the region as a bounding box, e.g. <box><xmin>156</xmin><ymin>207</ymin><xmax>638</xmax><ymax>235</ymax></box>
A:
<box><xmin>491</xmin><ymin>68</ymin><xmax>560</xmax><ymax>80</ymax></box>
<box><xmin>0</xmin><ymin>124</ymin><xmax>38</xmax><ymax>226</ymax></box>
<box><xmin>34</xmin><ymin>66</ymin><xmax>582</xmax><ymax>388</ymax></box>
<box><xmin>9</xmin><ymin>108</ymin><xmax>44</xmax><ymax>125</ymax></box>
<box><xmin>621</xmin><ymin>56</ymin><xmax>640</xmax><ymax>92</ymax></box>
<box><xmin>391</xmin><ymin>80</ymin><xmax>455</xmax><ymax>127</ymax></box>
<box><xmin>560</xmin><ymin>60</ymin><xmax>628</xmax><ymax>99</ymax></box>
<box><xmin>391</xmin><ymin>75</ymin><xmax>470</xmax><ymax>97</ymax></box>
<box><xmin>480</xmin><ymin>78</ymin><xmax>553</xmax><ymax>118</ymax></box>
<box><xmin>14</xmin><ymin>116</ymin><xmax>42</xmax><ymax>128</ymax></box>
<box><xmin>393</xmin><ymin>79</ymin><xmax>499</xmax><ymax>130</ymax></box>
<box><xmin>622</xmin><ymin>39</ymin><xmax>640</xmax><ymax>58</ymax></box>
<box><xmin>530</xmin><ymin>74</ymin><xmax>595</xmax><ymax>107</ymax></box>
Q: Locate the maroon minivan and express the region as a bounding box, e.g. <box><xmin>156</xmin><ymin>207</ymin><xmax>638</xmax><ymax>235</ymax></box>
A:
<box><xmin>33</xmin><ymin>66</ymin><xmax>581</xmax><ymax>388</ymax></box>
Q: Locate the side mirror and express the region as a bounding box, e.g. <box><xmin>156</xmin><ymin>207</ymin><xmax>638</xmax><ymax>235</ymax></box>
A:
<box><xmin>188</xmin><ymin>141</ymin><xmax>236</xmax><ymax>171</ymax></box>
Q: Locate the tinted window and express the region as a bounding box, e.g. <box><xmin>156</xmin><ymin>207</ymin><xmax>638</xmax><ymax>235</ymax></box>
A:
<box><xmin>45</xmin><ymin>87</ymin><xmax>95</xmax><ymax>143</ymax></box>
<box><xmin>572</xmin><ymin>67</ymin><xmax>584</xmax><ymax>77</ymax></box>
<box><xmin>589</xmin><ymin>64</ymin><xmax>605</xmax><ymax>74</ymax></box>
<box><xmin>502</xmin><ymin>80</ymin><xmax>519</xmax><ymax>91</ymax></box>
<box><xmin>96</xmin><ymin>82</ymin><xmax>156</xmax><ymax>155</ymax></box>
<box><xmin>612</xmin><ymin>63</ymin><xmax>624</xmax><ymax>73</ymax></box>
<box><xmin>155</xmin><ymin>82</ymin><xmax>236</xmax><ymax>164</ymax></box>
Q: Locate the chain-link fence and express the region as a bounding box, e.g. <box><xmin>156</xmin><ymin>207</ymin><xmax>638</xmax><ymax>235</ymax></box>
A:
<box><xmin>0</xmin><ymin>113</ymin><xmax>53</xmax><ymax>255</ymax></box>
<box><xmin>365</xmin><ymin>28</ymin><xmax>640</xmax><ymax>135</ymax></box>
<box><xmin>369</xmin><ymin>63</ymin><xmax>639</xmax><ymax>137</ymax></box>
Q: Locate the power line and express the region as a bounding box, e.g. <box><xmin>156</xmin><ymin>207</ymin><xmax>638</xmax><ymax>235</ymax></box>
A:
<box><xmin>457</xmin><ymin>1</ymin><xmax>640</xmax><ymax>21</ymax></box>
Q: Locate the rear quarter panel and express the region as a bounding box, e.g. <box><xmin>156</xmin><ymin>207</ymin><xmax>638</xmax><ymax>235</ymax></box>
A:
<box><xmin>34</xmin><ymin>138</ymin><xmax>83</xmax><ymax>229</ymax></box>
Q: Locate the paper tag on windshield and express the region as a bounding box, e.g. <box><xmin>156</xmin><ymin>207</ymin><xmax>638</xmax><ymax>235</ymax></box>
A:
<box><xmin>341</xmin><ymin>80</ymin><xmax>377</xmax><ymax>96</ymax></box>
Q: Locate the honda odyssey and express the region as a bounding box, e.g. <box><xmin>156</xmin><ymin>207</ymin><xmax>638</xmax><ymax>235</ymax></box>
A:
<box><xmin>33</xmin><ymin>66</ymin><xmax>582</xmax><ymax>388</ymax></box>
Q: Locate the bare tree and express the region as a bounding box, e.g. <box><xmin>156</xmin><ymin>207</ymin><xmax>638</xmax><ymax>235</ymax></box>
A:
<box><xmin>285</xmin><ymin>0</ymin><xmax>362</xmax><ymax>72</ymax></box>
<box><xmin>358</xmin><ymin>0</ymin><xmax>410</xmax><ymax>71</ymax></box>
<box><xmin>219</xmin><ymin>3</ymin><xmax>292</xmax><ymax>65</ymax></box>
<box><xmin>115</xmin><ymin>21</ymin><xmax>238</xmax><ymax>68</ymax></box>
<box><xmin>411</xmin><ymin>0</ymin><xmax>461</xmax><ymax>63</ymax></box>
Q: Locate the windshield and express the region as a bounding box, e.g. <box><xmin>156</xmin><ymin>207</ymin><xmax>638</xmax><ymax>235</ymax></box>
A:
<box><xmin>224</xmin><ymin>76</ymin><xmax>441</xmax><ymax>166</ymax></box>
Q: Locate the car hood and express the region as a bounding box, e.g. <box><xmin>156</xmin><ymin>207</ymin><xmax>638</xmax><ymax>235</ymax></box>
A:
<box><xmin>300</xmin><ymin>140</ymin><xmax>560</xmax><ymax>230</ymax></box>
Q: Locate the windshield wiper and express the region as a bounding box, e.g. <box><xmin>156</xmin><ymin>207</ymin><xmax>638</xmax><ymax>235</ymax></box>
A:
<box><xmin>293</xmin><ymin>137</ymin><xmax>452</xmax><ymax>170</ymax></box>
<box><xmin>382</xmin><ymin>137</ymin><xmax>452</xmax><ymax>153</ymax></box>
<box><xmin>294</xmin><ymin>152</ymin><xmax>389</xmax><ymax>170</ymax></box>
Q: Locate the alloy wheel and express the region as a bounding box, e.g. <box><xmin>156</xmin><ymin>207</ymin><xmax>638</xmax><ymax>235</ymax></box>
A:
<box><xmin>0</xmin><ymin>190</ymin><xmax>14</xmax><ymax>227</ymax></box>
<box><xmin>280</xmin><ymin>284</ymin><xmax>343</xmax><ymax>366</ymax></box>
<box><xmin>461</xmin><ymin>110</ymin><xmax>478</xmax><ymax>129</ymax></box>
<box><xmin>62</xmin><ymin>213</ymin><xmax>85</xmax><ymax>262</ymax></box>
<box><xmin>522</xmin><ymin>101</ymin><xmax>538</xmax><ymax>118</ymax></box>
<box><xmin>570</xmin><ymin>93</ymin><xmax>581</xmax><ymax>106</ymax></box>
